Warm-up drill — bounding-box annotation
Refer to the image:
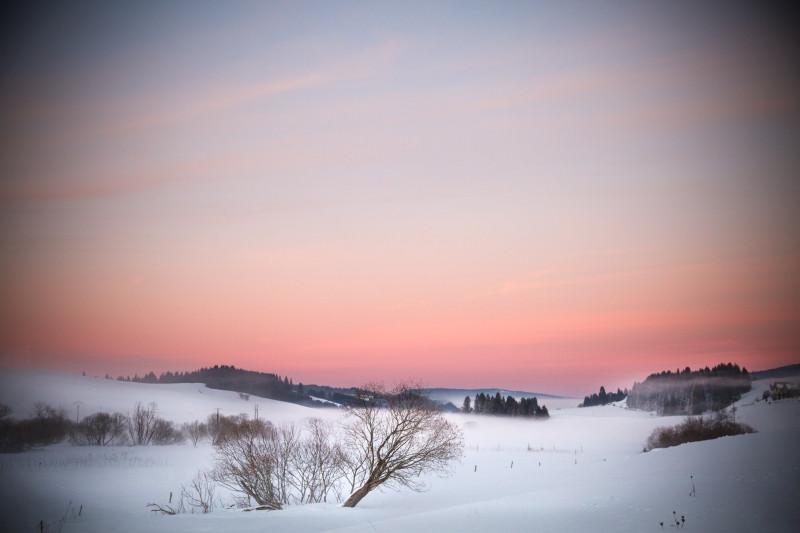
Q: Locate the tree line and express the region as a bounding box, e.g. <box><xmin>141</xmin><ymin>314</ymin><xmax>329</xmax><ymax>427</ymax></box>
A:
<box><xmin>626</xmin><ymin>362</ymin><xmax>751</xmax><ymax>415</ymax></box>
<box><xmin>0</xmin><ymin>401</ymin><xmax>184</xmax><ymax>452</ymax></box>
<box><xmin>580</xmin><ymin>386</ymin><xmax>628</xmax><ymax>407</ymax></box>
<box><xmin>111</xmin><ymin>365</ymin><xmax>314</xmax><ymax>405</ymax></box>
<box><xmin>461</xmin><ymin>392</ymin><xmax>549</xmax><ymax>418</ymax></box>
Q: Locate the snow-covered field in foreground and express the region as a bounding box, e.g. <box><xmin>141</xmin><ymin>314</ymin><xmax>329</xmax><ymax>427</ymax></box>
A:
<box><xmin>1</xmin><ymin>369</ymin><xmax>798</xmax><ymax>533</ymax></box>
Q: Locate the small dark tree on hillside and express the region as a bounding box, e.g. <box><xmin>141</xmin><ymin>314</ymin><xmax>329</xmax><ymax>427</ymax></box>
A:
<box><xmin>340</xmin><ymin>382</ymin><xmax>463</xmax><ymax>508</ymax></box>
<box><xmin>461</xmin><ymin>396</ymin><xmax>471</xmax><ymax>413</ymax></box>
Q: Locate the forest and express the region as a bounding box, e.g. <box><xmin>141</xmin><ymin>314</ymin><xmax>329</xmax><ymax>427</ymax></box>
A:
<box><xmin>580</xmin><ymin>386</ymin><xmax>628</xmax><ymax>407</ymax></box>
<box><xmin>461</xmin><ymin>392</ymin><xmax>549</xmax><ymax>418</ymax></box>
<box><xmin>115</xmin><ymin>365</ymin><xmax>316</xmax><ymax>405</ymax></box>
<box><xmin>625</xmin><ymin>363</ymin><xmax>751</xmax><ymax>415</ymax></box>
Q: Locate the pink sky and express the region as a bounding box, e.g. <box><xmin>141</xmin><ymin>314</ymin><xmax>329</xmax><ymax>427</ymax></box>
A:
<box><xmin>1</xmin><ymin>2</ymin><xmax>798</xmax><ymax>396</ymax></box>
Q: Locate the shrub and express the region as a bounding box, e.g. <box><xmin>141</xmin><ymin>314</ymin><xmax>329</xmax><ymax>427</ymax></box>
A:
<box><xmin>182</xmin><ymin>420</ymin><xmax>208</xmax><ymax>447</ymax></box>
<box><xmin>206</xmin><ymin>413</ymin><xmax>250</xmax><ymax>445</ymax></box>
<box><xmin>211</xmin><ymin>417</ymin><xmax>345</xmax><ymax>509</ymax></box>
<box><xmin>151</xmin><ymin>418</ymin><xmax>185</xmax><ymax>445</ymax></box>
<box><xmin>644</xmin><ymin>412</ymin><xmax>756</xmax><ymax>451</ymax></box>
<box><xmin>0</xmin><ymin>402</ymin><xmax>72</xmax><ymax>452</ymax></box>
<box><xmin>70</xmin><ymin>412</ymin><xmax>127</xmax><ymax>446</ymax></box>
<box><xmin>126</xmin><ymin>402</ymin><xmax>184</xmax><ymax>445</ymax></box>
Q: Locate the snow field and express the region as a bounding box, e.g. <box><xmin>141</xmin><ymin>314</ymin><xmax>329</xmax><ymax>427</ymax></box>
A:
<box><xmin>0</xmin><ymin>369</ymin><xmax>798</xmax><ymax>532</ymax></box>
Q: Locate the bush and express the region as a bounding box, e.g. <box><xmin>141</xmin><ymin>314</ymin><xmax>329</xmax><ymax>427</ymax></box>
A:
<box><xmin>151</xmin><ymin>418</ymin><xmax>185</xmax><ymax>445</ymax></box>
<box><xmin>126</xmin><ymin>402</ymin><xmax>184</xmax><ymax>445</ymax></box>
<box><xmin>206</xmin><ymin>413</ymin><xmax>251</xmax><ymax>445</ymax></box>
<box><xmin>0</xmin><ymin>402</ymin><xmax>72</xmax><ymax>452</ymax></box>
<box><xmin>182</xmin><ymin>420</ymin><xmax>208</xmax><ymax>447</ymax></box>
<box><xmin>211</xmin><ymin>417</ymin><xmax>345</xmax><ymax>509</ymax></box>
<box><xmin>70</xmin><ymin>412</ymin><xmax>127</xmax><ymax>446</ymax></box>
<box><xmin>644</xmin><ymin>412</ymin><xmax>756</xmax><ymax>451</ymax></box>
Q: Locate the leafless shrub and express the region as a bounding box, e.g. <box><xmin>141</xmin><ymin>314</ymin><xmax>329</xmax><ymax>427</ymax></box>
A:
<box><xmin>125</xmin><ymin>402</ymin><xmax>183</xmax><ymax>445</ymax></box>
<box><xmin>1</xmin><ymin>403</ymin><xmax>73</xmax><ymax>452</ymax></box>
<box><xmin>0</xmin><ymin>403</ymin><xmax>10</xmax><ymax>418</ymax></box>
<box><xmin>210</xmin><ymin>417</ymin><xmax>346</xmax><ymax>509</ymax></box>
<box><xmin>295</xmin><ymin>418</ymin><xmax>345</xmax><ymax>504</ymax></box>
<box><xmin>644</xmin><ymin>414</ymin><xmax>756</xmax><ymax>451</ymax></box>
<box><xmin>182</xmin><ymin>420</ymin><xmax>208</xmax><ymax>447</ymax></box>
<box><xmin>71</xmin><ymin>412</ymin><xmax>127</xmax><ymax>446</ymax></box>
<box><xmin>211</xmin><ymin>418</ymin><xmax>283</xmax><ymax>509</ymax></box>
<box><xmin>340</xmin><ymin>382</ymin><xmax>464</xmax><ymax>507</ymax></box>
<box><xmin>127</xmin><ymin>402</ymin><xmax>158</xmax><ymax>445</ymax></box>
<box><xmin>151</xmin><ymin>418</ymin><xmax>185</xmax><ymax>445</ymax></box>
<box><xmin>206</xmin><ymin>413</ymin><xmax>249</xmax><ymax>445</ymax></box>
<box><xmin>181</xmin><ymin>471</ymin><xmax>218</xmax><ymax>513</ymax></box>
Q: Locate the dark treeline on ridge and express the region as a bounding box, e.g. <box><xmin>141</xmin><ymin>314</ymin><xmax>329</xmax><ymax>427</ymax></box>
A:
<box><xmin>114</xmin><ymin>365</ymin><xmax>319</xmax><ymax>405</ymax></box>
<box><xmin>111</xmin><ymin>366</ymin><xmax>375</xmax><ymax>408</ymax></box>
<box><xmin>626</xmin><ymin>362</ymin><xmax>751</xmax><ymax>415</ymax></box>
<box><xmin>580</xmin><ymin>386</ymin><xmax>628</xmax><ymax>407</ymax></box>
<box><xmin>461</xmin><ymin>392</ymin><xmax>549</xmax><ymax>418</ymax></box>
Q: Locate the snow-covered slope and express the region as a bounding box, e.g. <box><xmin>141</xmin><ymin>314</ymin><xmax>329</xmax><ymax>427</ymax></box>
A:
<box><xmin>0</xmin><ymin>369</ymin><xmax>797</xmax><ymax>533</ymax></box>
<box><xmin>0</xmin><ymin>368</ymin><xmax>312</xmax><ymax>423</ymax></box>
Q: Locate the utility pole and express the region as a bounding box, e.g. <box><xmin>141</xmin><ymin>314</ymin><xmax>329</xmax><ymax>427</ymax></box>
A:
<box><xmin>254</xmin><ymin>404</ymin><xmax>259</xmax><ymax>421</ymax></box>
<box><xmin>73</xmin><ymin>401</ymin><xmax>83</xmax><ymax>423</ymax></box>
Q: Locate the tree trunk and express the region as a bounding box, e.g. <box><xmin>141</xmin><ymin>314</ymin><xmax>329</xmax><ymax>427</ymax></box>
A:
<box><xmin>342</xmin><ymin>484</ymin><xmax>372</xmax><ymax>508</ymax></box>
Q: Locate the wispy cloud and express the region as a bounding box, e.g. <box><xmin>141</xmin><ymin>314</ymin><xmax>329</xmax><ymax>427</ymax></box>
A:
<box><xmin>460</xmin><ymin>271</ymin><xmax>550</xmax><ymax>301</ymax></box>
<box><xmin>112</xmin><ymin>40</ymin><xmax>407</xmax><ymax>136</ymax></box>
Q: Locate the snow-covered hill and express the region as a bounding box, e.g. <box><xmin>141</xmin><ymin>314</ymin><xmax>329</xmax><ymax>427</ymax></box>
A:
<box><xmin>0</xmin><ymin>368</ymin><xmax>312</xmax><ymax>424</ymax></box>
<box><xmin>0</xmin><ymin>369</ymin><xmax>797</xmax><ymax>532</ymax></box>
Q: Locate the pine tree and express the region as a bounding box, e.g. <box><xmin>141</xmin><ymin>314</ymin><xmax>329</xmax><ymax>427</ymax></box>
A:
<box><xmin>462</xmin><ymin>396</ymin><xmax>472</xmax><ymax>413</ymax></box>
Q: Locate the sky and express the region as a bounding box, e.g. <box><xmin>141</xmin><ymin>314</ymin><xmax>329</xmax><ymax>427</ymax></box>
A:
<box><xmin>1</xmin><ymin>1</ymin><xmax>798</xmax><ymax>396</ymax></box>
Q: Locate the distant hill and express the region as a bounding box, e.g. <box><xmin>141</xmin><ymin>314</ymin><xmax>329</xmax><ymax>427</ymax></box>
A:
<box><xmin>119</xmin><ymin>365</ymin><xmax>324</xmax><ymax>407</ymax></box>
<box><xmin>751</xmin><ymin>364</ymin><xmax>800</xmax><ymax>381</ymax></box>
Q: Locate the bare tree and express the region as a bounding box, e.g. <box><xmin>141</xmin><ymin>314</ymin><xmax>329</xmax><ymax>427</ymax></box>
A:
<box><xmin>151</xmin><ymin>418</ymin><xmax>185</xmax><ymax>445</ymax></box>
<box><xmin>127</xmin><ymin>402</ymin><xmax>158</xmax><ymax>445</ymax></box>
<box><xmin>211</xmin><ymin>418</ymin><xmax>283</xmax><ymax>510</ymax></box>
<box><xmin>340</xmin><ymin>382</ymin><xmax>463</xmax><ymax>507</ymax></box>
<box><xmin>206</xmin><ymin>412</ymin><xmax>248</xmax><ymax>445</ymax></box>
<box><xmin>292</xmin><ymin>418</ymin><xmax>345</xmax><ymax>504</ymax></box>
<box><xmin>72</xmin><ymin>412</ymin><xmax>127</xmax><ymax>445</ymax></box>
<box><xmin>270</xmin><ymin>422</ymin><xmax>301</xmax><ymax>505</ymax></box>
<box><xmin>182</xmin><ymin>420</ymin><xmax>208</xmax><ymax>447</ymax></box>
<box><xmin>210</xmin><ymin>417</ymin><xmax>346</xmax><ymax>509</ymax></box>
<box><xmin>182</xmin><ymin>471</ymin><xmax>218</xmax><ymax>514</ymax></box>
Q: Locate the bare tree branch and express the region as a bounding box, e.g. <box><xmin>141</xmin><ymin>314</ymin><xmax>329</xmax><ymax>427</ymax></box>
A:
<box><xmin>341</xmin><ymin>382</ymin><xmax>463</xmax><ymax>507</ymax></box>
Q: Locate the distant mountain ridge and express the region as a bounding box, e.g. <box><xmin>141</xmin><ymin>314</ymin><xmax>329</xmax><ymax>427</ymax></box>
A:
<box><xmin>427</xmin><ymin>387</ymin><xmax>566</xmax><ymax>400</ymax></box>
<box><xmin>751</xmin><ymin>364</ymin><xmax>800</xmax><ymax>381</ymax></box>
